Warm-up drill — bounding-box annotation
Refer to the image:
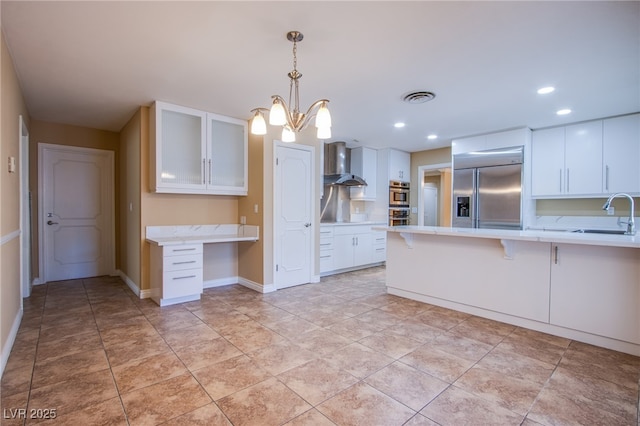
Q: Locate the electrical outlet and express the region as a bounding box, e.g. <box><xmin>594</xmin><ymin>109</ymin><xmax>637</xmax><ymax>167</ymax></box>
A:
<box><xmin>254</xmin><ymin>204</ymin><xmax>259</xmax><ymax>214</ymax></box>
<box><xmin>8</xmin><ymin>156</ymin><xmax>16</xmax><ymax>173</ymax></box>
<box><xmin>240</xmin><ymin>216</ymin><xmax>246</xmax><ymax>224</ymax></box>
<box><xmin>607</xmin><ymin>206</ymin><xmax>615</xmax><ymax>215</ymax></box>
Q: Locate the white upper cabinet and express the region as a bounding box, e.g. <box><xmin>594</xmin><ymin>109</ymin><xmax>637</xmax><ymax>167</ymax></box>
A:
<box><xmin>150</xmin><ymin>101</ymin><xmax>247</xmax><ymax>196</ymax></box>
<box><xmin>350</xmin><ymin>147</ymin><xmax>377</xmax><ymax>200</ymax></box>
<box><xmin>531</xmin><ymin>127</ymin><xmax>566</xmax><ymax>197</ymax></box>
<box><xmin>207</xmin><ymin>112</ymin><xmax>248</xmax><ymax>194</ymax></box>
<box><xmin>388</xmin><ymin>149</ymin><xmax>411</xmax><ymax>182</ymax></box>
<box><xmin>532</xmin><ymin>114</ymin><xmax>640</xmax><ymax>198</ymax></box>
<box><xmin>564</xmin><ymin>120</ymin><xmax>603</xmax><ymax>195</ymax></box>
<box><xmin>603</xmin><ymin>114</ymin><xmax>640</xmax><ymax>194</ymax></box>
<box><xmin>532</xmin><ymin>121</ymin><xmax>604</xmax><ymax>197</ymax></box>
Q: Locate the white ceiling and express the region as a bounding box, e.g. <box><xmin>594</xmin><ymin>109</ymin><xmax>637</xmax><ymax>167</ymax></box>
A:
<box><xmin>2</xmin><ymin>1</ymin><xmax>639</xmax><ymax>152</ymax></box>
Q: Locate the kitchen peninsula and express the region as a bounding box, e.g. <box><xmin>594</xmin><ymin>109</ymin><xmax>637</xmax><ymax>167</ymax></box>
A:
<box><xmin>375</xmin><ymin>225</ymin><xmax>640</xmax><ymax>356</ymax></box>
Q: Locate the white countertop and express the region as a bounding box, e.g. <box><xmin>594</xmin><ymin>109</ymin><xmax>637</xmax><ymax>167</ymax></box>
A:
<box><xmin>321</xmin><ymin>221</ymin><xmax>387</xmax><ymax>227</ymax></box>
<box><xmin>146</xmin><ymin>224</ymin><xmax>259</xmax><ymax>246</ymax></box>
<box><xmin>373</xmin><ymin>225</ymin><xmax>640</xmax><ymax>249</ymax></box>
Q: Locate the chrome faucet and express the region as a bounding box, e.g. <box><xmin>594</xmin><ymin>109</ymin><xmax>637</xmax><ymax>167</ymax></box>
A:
<box><xmin>602</xmin><ymin>193</ymin><xmax>635</xmax><ymax>235</ymax></box>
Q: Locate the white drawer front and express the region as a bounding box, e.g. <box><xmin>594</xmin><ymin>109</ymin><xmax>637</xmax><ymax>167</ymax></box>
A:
<box><xmin>163</xmin><ymin>268</ymin><xmax>203</xmax><ymax>299</ymax></box>
<box><xmin>163</xmin><ymin>253</ymin><xmax>203</xmax><ymax>272</ymax></box>
<box><xmin>164</xmin><ymin>244</ymin><xmax>203</xmax><ymax>256</ymax></box>
<box><xmin>373</xmin><ymin>246</ymin><xmax>386</xmax><ymax>262</ymax></box>
<box><xmin>319</xmin><ymin>252</ymin><xmax>333</xmax><ymax>273</ymax></box>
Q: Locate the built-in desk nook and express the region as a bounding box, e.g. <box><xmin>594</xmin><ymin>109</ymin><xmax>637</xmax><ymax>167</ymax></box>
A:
<box><xmin>146</xmin><ymin>224</ymin><xmax>259</xmax><ymax>306</ymax></box>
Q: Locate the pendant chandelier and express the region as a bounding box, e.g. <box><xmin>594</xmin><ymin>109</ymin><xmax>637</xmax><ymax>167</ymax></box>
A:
<box><xmin>250</xmin><ymin>31</ymin><xmax>331</xmax><ymax>142</ymax></box>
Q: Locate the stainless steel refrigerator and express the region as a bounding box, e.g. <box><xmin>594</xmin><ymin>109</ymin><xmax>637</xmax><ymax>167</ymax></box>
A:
<box><xmin>452</xmin><ymin>146</ymin><xmax>523</xmax><ymax>230</ymax></box>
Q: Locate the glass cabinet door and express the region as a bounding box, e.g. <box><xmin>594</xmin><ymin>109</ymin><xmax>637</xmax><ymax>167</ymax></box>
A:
<box><xmin>159</xmin><ymin>107</ymin><xmax>206</xmax><ymax>187</ymax></box>
<box><xmin>208</xmin><ymin>113</ymin><xmax>247</xmax><ymax>195</ymax></box>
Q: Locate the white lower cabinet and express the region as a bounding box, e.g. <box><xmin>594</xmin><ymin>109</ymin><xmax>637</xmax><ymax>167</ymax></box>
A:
<box><xmin>150</xmin><ymin>243</ymin><xmax>204</xmax><ymax>306</ymax></box>
<box><xmin>550</xmin><ymin>243</ymin><xmax>640</xmax><ymax>344</ymax></box>
<box><xmin>319</xmin><ymin>227</ymin><xmax>334</xmax><ymax>274</ymax></box>
<box><xmin>320</xmin><ymin>224</ymin><xmax>386</xmax><ymax>275</ymax></box>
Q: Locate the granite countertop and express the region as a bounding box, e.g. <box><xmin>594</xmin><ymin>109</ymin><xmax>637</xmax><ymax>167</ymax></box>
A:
<box><xmin>374</xmin><ymin>225</ymin><xmax>640</xmax><ymax>249</ymax></box>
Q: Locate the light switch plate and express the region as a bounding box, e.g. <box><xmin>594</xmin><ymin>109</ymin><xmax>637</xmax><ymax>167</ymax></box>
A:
<box><xmin>607</xmin><ymin>206</ymin><xmax>615</xmax><ymax>215</ymax></box>
<box><xmin>8</xmin><ymin>156</ymin><xmax>16</xmax><ymax>173</ymax></box>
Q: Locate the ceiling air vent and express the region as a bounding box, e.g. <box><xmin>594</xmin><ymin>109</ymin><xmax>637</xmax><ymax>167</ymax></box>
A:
<box><xmin>402</xmin><ymin>91</ymin><xmax>436</xmax><ymax>104</ymax></box>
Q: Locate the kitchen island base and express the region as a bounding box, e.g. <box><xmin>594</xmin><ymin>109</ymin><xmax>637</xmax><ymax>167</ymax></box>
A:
<box><xmin>383</xmin><ymin>228</ymin><xmax>640</xmax><ymax>356</ymax></box>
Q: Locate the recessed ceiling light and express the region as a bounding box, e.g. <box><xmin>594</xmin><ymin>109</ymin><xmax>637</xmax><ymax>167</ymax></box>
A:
<box><xmin>537</xmin><ymin>86</ymin><xmax>555</xmax><ymax>95</ymax></box>
<box><xmin>556</xmin><ymin>108</ymin><xmax>572</xmax><ymax>116</ymax></box>
<box><xmin>427</xmin><ymin>134</ymin><xmax>438</xmax><ymax>140</ymax></box>
<box><xmin>394</xmin><ymin>122</ymin><xmax>405</xmax><ymax>128</ymax></box>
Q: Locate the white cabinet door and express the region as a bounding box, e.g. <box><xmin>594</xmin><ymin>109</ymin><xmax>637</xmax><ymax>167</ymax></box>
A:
<box><xmin>531</xmin><ymin>127</ymin><xmax>565</xmax><ymax>197</ymax></box>
<box><xmin>350</xmin><ymin>147</ymin><xmax>377</xmax><ymax>200</ymax></box>
<box><xmin>207</xmin><ymin>113</ymin><xmax>248</xmax><ymax>195</ymax></box>
<box><xmin>333</xmin><ymin>234</ymin><xmax>355</xmax><ymax>271</ymax></box>
<box><xmin>603</xmin><ymin>114</ymin><xmax>640</xmax><ymax>194</ymax></box>
<box><xmin>565</xmin><ymin>121</ymin><xmax>603</xmax><ymax>195</ymax></box>
<box><xmin>550</xmin><ymin>244</ymin><xmax>640</xmax><ymax>344</ymax></box>
<box><xmin>151</xmin><ymin>101</ymin><xmax>207</xmax><ymax>192</ymax></box>
<box><xmin>452</xmin><ymin>135</ymin><xmax>486</xmax><ymax>155</ymax></box>
<box><xmin>389</xmin><ymin>149</ymin><xmax>411</xmax><ymax>182</ymax></box>
<box><xmin>353</xmin><ymin>232</ymin><xmax>373</xmax><ymax>266</ymax></box>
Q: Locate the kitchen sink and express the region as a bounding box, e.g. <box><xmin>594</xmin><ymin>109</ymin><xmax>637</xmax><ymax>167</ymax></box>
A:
<box><xmin>571</xmin><ymin>229</ymin><xmax>627</xmax><ymax>235</ymax></box>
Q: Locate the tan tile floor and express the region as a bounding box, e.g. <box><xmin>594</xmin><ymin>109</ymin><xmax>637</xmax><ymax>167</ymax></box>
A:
<box><xmin>2</xmin><ymin>267</ymin><xmax>639</xmax><ymax>425</ymax></box>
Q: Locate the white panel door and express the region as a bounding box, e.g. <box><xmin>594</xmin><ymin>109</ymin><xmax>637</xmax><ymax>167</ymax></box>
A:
<box><xmin>275</xmin><ymin>144</ymin><xmax>313</xmax><ymax>289</ymax></box>
<box><xmin>423</xmin><ymin>186</ymin><xmax>438</xmax><ymax>226</ymax></box>
<box><xmin>40</xmin><ymin>144</ymin><xmax>114</xmax><ymax>282</ymax></box>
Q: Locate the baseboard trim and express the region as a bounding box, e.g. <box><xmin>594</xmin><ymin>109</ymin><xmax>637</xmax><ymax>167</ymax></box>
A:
<box><xmin>1</xmin><ymin>307</ymin><xmax>23</xmax><ymax>379</ymax></box>
<box><xmin>204</xmin><ymin>277</ymin><xmax>241</xmax><ymax>289</ymax></box>
<box><xmin>116</xmin><ymin>270</ymin><xmax>141</xmax><ymax>297</ymax></box>
<box><xmin>239</xmin><ymin>277</ymin><xmax>276</xmax><ymax>293</ymax></box>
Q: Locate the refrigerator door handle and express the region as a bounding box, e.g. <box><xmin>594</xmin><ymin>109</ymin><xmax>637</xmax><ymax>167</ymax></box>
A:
<box><xmin>473</xmin><ymin>169</ymin><xmax>479</xmax><ymax>228</ymax></box>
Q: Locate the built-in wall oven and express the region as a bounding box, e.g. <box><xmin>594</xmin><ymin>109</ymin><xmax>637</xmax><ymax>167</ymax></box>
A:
<box><xmin>389</xmin><ymin>208</ymin><xmax>409</xmax><ymax>226</ymax></box>
<box><xmin>389</xmin><ymin>180</ymin><xmax>409</xmax><ymax>207</ymax></box>
<box><xmin>389</xmin><ymin>180</ymin><xmax>410</xmax><ymax>226</ymax></box>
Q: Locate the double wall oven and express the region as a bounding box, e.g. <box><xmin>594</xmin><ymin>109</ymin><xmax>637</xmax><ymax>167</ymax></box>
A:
<box><xmin>389</xmin><ymin>180</ymin><xmax>409</xmax><ymax>226</ymax></box>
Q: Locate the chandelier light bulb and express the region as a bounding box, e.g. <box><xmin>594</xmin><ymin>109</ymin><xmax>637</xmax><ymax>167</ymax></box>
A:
<box><xmin>269</xmin><ymin>100</ymin><xmax>287</xmax><ymax>126</ymax></box>
<box><xmin>282</xmin><ymin>127</ymin><xmax>296</xmax><ymax>142</ymax></box>
<box><xmin>315</xmin><ymin>102</ymin><xmax>332</xmax><ymax>128</ymax></box>
<box><xmin>317</xmin><ymin>125</ymin><xmax>331</xmax><ymax>140</ymax></box>
<box><xmin>250</xmin><ymin>110</ymin><xmax>267</xmax><ymax>135</ymax></box>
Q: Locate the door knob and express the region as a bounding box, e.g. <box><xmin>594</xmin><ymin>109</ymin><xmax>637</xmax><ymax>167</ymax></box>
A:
<box><xmin>47</xmin><ymin>220</ymin><xmax>59</xmax><ymax>225</ymax></box>
<box><xmin>304</xmin><ymin>223</ymin><xmax>311</xmax><ymax>227</ymax></box>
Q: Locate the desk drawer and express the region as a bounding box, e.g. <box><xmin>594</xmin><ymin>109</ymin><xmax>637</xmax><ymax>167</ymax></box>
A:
<box><xmin>164</xmin><ymin>244</ymin><xmax>203</xmax><ymax>256</ymax></box>
<box><xmin>163</xmin><ymin>253</ymin><xmax>202</xmax><ymax>272</ymax></box>
<box><xmin>163</xmin><ymin>268</ymin><xmax>203</xmax><ymax>299</ymax></box>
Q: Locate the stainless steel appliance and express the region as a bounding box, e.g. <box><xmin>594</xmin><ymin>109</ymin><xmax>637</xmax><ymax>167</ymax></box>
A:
<box><xmin>389</xmin><ymin>180</ymin><xmax>410</xmax><ymax>208</ymax></box>
<box><xmin>389</xmin><ymin>208</ymin><xmax>409</xmax><ymax>226</ymax></box>
<box><xmin>452</xmin><ymin>146</ymin><xmax>523</xmax><ymax>230</ymax></box>
<box><xmin>321</xmin><ymin>142</ymin><xmax>367</xmax><ymax>223</ymax></box>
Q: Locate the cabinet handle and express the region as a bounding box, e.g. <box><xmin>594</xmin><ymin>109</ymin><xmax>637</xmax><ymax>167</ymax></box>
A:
<box><xmin>173</xmin><ymin>248</ymin><xmax>196</xmax><ymax>252</ymax></box>
<box><xmin>566</xmin><ymin>169</ymin><xmax>570</xmax><ymax>192</ymax></box>
<box><xmin>202</xmin><ymin>159</ymin><xmax>206</xmax><ymax>184</ymax></box>
<box><xmin>605</xmin><ymin>165</ymin><xmax>610</xmax><ymax>191</ymax></box>
<box><xmin>320</xmin><ymin>243</ymin><xmax>331</xmax><ymax>247</ymax></box>
<box><xmin>554</xmin><ymin>245</ymin><xmax>559</xmax><ymax>265</ymax></box>
<box><xmin>559</xmin><ymin>169</ymin><xmax>562</xmax><ymax>193</ymax></box>
<box><xmin>172</xmin><ymin>275</ymin><xmax>197</xmax><ymax>280</ymax></box>
<box><xmin>172</xmin><ymin>260</ymin><xmax>197</xmax><ymax>265</ymax></box>
<box><xmin>208</xmin><ymin>159</ymin><xmax>212</xmax><ymax>184</ymax></box>
<box><xmin>320</xmin><ymin>255</ymin><xmax>331</xmax><ymax>259</ymax></box>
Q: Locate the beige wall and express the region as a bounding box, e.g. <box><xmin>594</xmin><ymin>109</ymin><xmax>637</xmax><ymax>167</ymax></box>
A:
<box><xmin>238</xmin><ymin>132</ymin><xmax>265</xmax><ymax>284</ymax></box>
<box><xmin>536</xmin><ymin>197</ymin><xmax>640</xmax><ymax>217</ymax></box>
<box><xmin>29</xmin><ymin>120</ymin><xmax>119</xmax><ymax>280</ymax></box>
<box><xmin>1</xmin><ymin>31</ymin><xmax>30</xmax><ymax>374</ymax></box>
<box><xmin>119</xmin><ymin>109</ymin><xmax>142</xmax><ymax>288</ymax></box>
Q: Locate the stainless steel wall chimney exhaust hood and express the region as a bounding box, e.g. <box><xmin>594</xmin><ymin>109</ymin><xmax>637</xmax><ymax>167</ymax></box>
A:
<box><xmin>323</xmin><ymin>142</ymin><xmax>367</xmax><ymax>186</ymax></box>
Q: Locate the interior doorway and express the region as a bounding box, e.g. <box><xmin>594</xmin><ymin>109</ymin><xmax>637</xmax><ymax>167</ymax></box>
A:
<box><xmin>417</xmin><ymin>162</ymin><xmax>452</xmax><ymax>227</ymax></box>
<box><xmin>38</xmin><ymin>143</ymin><xmax>115</xmax><ymax>282</ymax></box>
